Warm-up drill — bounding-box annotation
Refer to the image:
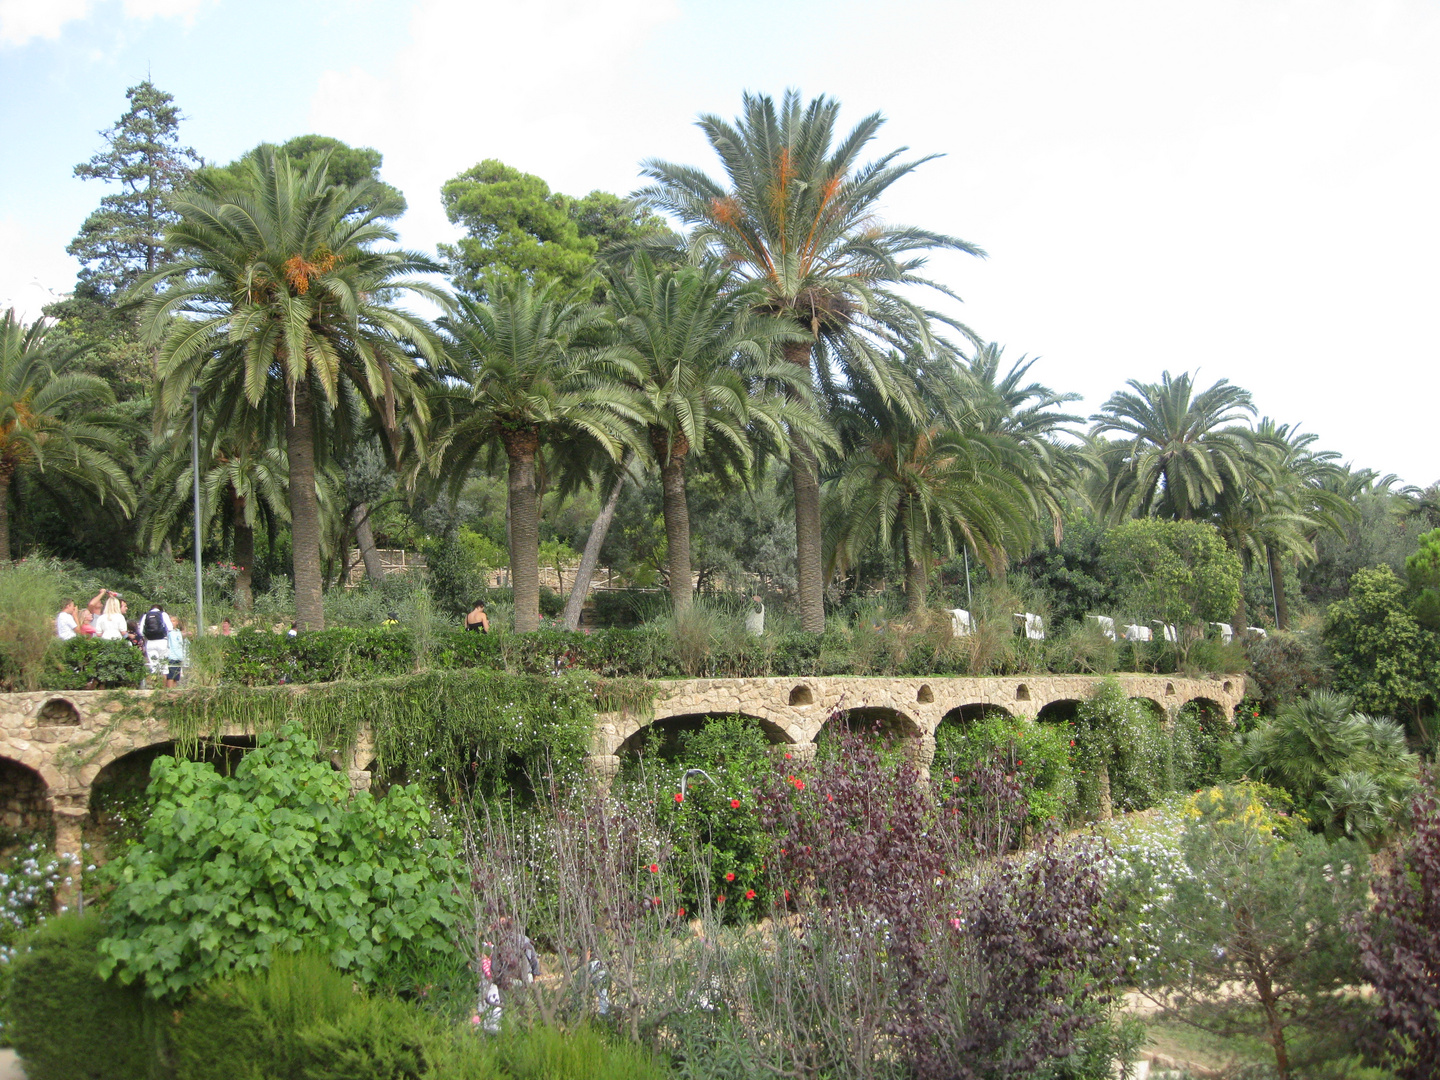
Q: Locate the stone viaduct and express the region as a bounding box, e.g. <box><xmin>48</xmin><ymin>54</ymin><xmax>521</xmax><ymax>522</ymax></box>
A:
<box><xmin>0</xmin><ymin>673</ymin><xmax>1242</xmax><ymax>887</ymax></box>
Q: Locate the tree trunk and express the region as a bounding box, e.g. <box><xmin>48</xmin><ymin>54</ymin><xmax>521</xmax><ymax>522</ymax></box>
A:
<box><xmin>0</xmin><ymin>465</ymin><xmax>11</xmax><ymax>562</ymax></box>
<box><xmin>783</xmin><ymin>340</ymin><xmax>825</xmax><ymax>634</ymax></box>
<box><xmin>233</xmin><ymin>519</ymin><xmax>255</xmax><ymax>612</ymax></box>
<box><xmin>905</xmin><ymin>557</ymin><xmax>927</xmax><ymax>615</ymax></box>
<box><xmin>1234</xmin><ymin>586</ymin><xmax>1248</xmax><ymax>643</ymax></box>
<box><xmin>1267</xmin><ymin>543</ymin><xmax>1289</xmax><ymax>630</ymax></box>
<box><xmin>561</xmin><ymin>451</ymin><xmax>633</xmax><ymax>631</ymax></box>
<box><xmin>655</xmin><ymin>429</ymin><xmax>692</xmax><ymax>616</ymax></box>
<box><xmin>286</xmin><ymin>378</ymin><xmax>325</xmax><ymax>631</ymax></box>
<box><xmin>791</xmin><ymin>441</ymin><xmax>825</xmax><ymax>632</ymax></box>
<box><xmin>1097</xmin><ymin>759</ymin><xmax>1113</xmax><ymax>821</ymax></box>
<box><xmin>353</xmin><ymin>503</ymin><xmax>386</xmax><ymax>583</ymax></box>
<box><xmin>503</xmin><ymin>427</ymin><xmax>541</xmax><ymax>633</ymax></box>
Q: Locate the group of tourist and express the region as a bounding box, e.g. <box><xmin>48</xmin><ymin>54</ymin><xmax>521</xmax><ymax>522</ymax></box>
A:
<box><xmin>54</xmin><ymin>589</ymin><xmax>189</xmax><ymax>687</ymax></box>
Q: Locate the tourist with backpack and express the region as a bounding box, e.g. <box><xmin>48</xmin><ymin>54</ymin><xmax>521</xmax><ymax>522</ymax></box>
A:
<box><xmin>141</xmin><ymin>603</ymin><xmax>174</xmax><ymax>681</ymax></box>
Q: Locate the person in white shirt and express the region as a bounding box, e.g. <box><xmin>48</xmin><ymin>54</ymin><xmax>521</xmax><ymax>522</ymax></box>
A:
<box><xmin>93</xmin><ymin>597</ymin><xmax>127</xmax><ymax>640</ymax></box>
<box><xmin>140</xmin><ymin>604</ymin><xmax>174</xmax><ymax>678</ymax></box>
<box><xmin>55</xmin><ymin>601</ymin><xmax>79</xmax><ymax>640</ymax></box>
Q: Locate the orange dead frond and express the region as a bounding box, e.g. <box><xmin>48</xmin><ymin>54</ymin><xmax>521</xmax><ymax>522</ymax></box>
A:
<box><xmin>819</xmin><ymin>175</ymin><xmax>842</xmax><ymax>206</ymax></box>
<box><xmin>710</xmin><ymin>196</ymin><xmax>743</xmax><ymax>229</ymax></box>
<box><xmin>282</xmin><ymin>248</ymin><xmax>337</xmax><ymax>296</ymax></box>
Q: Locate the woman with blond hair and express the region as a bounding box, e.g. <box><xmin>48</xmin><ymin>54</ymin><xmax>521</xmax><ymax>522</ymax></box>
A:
<box><xmin>93</xmin><ymin>596</ymin><xmax>126</xmax><ymax>640</ymax></box>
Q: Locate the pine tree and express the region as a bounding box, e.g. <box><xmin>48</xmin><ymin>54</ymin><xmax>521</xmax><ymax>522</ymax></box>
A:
<box><xmin>45</xmin><ymin>82</ymin><xmax>200</xmax><ymax>395</ymax></box>
<box><xmin>68</xmin><ymin>80</ymin><xmax>200</xmax><ymax>296</ymax></box>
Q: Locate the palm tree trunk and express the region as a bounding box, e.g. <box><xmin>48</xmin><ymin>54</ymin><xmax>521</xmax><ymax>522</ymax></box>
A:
<box><xmin>659</xmin><ymin>447</ymin><xmax>692</xmax><ymax>616</ymax></box>
<box><xmin>0</xmin><ymin>465</ymin><xmax>11</xmax><ymax>562</ymax></box>
<box><xmin>561</xmin><ymin>451</ymin><xmax>633</xmax><ymax>631</ymax></box>
<box><xmin>286</xmin><ymin>378</ymin><xmax>325</xmax><ymax>631</ymax></box>
<box><xmin>785</xmin><ymin>337</ymin><xmax>825</xmax><ymax>633</ymax></box>
<box><xmin>1266</xmin><ymin>543</ymin><xmax>1289</xmax><ymax>630</ymax></box>
<box><xmin>1234</xmin><ymin>586</ymin><xmax>1248</xmax><ymax>642</ymax></box>
<box><xmin>353</xmin><ymin>503</ymin><xmax>386</xmax><ymax>583</ymax></box>
<box><xmin>234</xmin><ymin>519</ymin><xmax>255</xmax><ymax>612</ymax></box>
<box><xmin>503</xmin><ymin>427</ymin><xmax>541</xmax><ymax>633</ymax></box>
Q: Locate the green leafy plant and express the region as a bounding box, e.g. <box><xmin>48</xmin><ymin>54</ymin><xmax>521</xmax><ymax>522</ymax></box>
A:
<box><xmin>934</xmin><ymin>713</ymin><xmax>1077</xmax><ymax>828</ymax></box>
<box><xmin>97</xmin><ymin>722</ymin><xmax>466</xmax><ymax>999</ymax></box>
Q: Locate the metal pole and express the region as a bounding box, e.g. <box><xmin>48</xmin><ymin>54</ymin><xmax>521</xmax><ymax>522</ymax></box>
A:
<box><xmin>191</xmin><ymin>387</ymin><xmax>204</xmax><ymax>637</ymax></box>
<box><xmin>1266</xmin><ymin>547</ymin><xmax>1280</xmax><ymax>629</ymax></box>
<box><xmin>964</xmin><ymin>548</ymin><xmax>973</xmax><ymax>610</ymax></box>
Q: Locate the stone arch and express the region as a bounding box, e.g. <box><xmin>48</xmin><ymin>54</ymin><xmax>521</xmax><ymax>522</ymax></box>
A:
<box><xmin>87</xmin><ymin>737</ymin><xmax>258</xmax><ymax>851</ymax></box>
<box><xmin>939</xmin><ymin>702</ymin><xmax>1012</xmax><ymax>727</ymax></box>
<box><xmin>1036</xmin><ymin>699</ymin><xmax>1082</xmax><ymax>725</ymax></box>
<box><xmin>816</xmin><ymin>705</ymin><xmax>923</xmax><ymax>746</ymax></box>
<box><xmin>37</xmin><ymin>697</ymin><xmax>81</xmax><ymax>726</ymax></box>
<box><xmin>788</xmin><ymin>684</ymin><xmax>814</xmax><ymax>707</ymax></box>
<box><xmin>1015</xmin><ymin>683</ymin><xmax>1032</xmax><ymax>702</ymax></box>
<box><xmin>1129</xmin><ymin>696</ymin><xmax>1167</xmax><ymax>721</ymax></box>
<box><xmin>0</xmin><ymin>757</ymin><xmax>52</xmax><ymax>851</ymax></box>
<box><xmin>617</xmin><ymin>712</ymin><xmax>791</xmax><ymax>761</ymax></box>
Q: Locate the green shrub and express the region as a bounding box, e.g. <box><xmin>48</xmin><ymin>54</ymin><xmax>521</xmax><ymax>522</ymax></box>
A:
<box><xmin>97</xmin><ymin>723</ymin><xmax>466</xmax><ymax>999</ymax></box>
<box><xmin>171</xmin><ymin>950</ymin><xmax>360</xmax><ymax>1080</ymax></box>
<box><xmin>222</xmin><ymin>626</ymin><xmax>417</xmax><ymax>684</ymax></box>
<box><xmin>3</xmin><ymin>911</ymin><xmax>159</xmax><ymax>1080</ymax></box>
<box><xmin>494</xmin><ymin>1023</ymin><xmax>668</xmax><ymax>1080</ymax></box>
<box><xmin>41</xmin><ymin>636</ymin><xmax>147</xmax><ymax>689</ymax></box>
<box><xmin>934</xmin><ymin>714</ymin><xmax>1078</xmax><ymax>827</ymax></box>
<box><xmin>0</xmin><ymin>559</ymin><xmax>64</xmax><ymax>691</ymax></box>
<box><xmin>1074</xmin><ymin>680</ymin><xmax>1169</xmax><ymax>817</ymax></box>
<box><xmin>643</xmin><ymin>717</ymin><xmax>779</xmax><ymax>922</ymax></box>
<box><xmin>589</xmin><ymin>589</ymin><xmax>667</xmax><ymax>628</ymax></box>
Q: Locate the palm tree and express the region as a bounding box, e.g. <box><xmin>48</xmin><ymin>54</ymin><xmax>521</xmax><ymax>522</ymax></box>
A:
<box><xmin>138</xmin><ymin>414</ymin><xmax>290</xmax><ymax>610</ymax></box>
<box><xmin>607</xmin><ymin>255</ymin><xmax>819</xmax><ymax>613</ymax></box>
<box><xmin>0</xmin><ymin>310</ymin><xmax>136</xmax><ymax>561</ymax></box>
<box><xmin>1231</xmin><ymin>690</ymin><xmax>1416</xmax><ymax>842</ymax></box>
<box><xmin>432</xmin><ymin>281</ymin><xmax>638</xmax><ymax>632</ymax></box>
<box><xmin>140</xmin><ymin>149</ymin><xmax>444</xmax><ymax>629</ymax></box>
<box><xmin>1090</xmin><ymin>372</ymin><xmax>1260</xmax><ymax>521</ymax></box>
<box><xmin>640</xmin><ymin>90</ymin><xmax>983</xmax><ymax>632</ymax></box>
<box><xmin>826</xmin><ymin>370</ymin><xmax>1038</xmax><ymax>614</ymax></box>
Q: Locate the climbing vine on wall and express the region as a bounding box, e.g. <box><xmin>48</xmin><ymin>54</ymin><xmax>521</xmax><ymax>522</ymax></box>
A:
<box><xmin>127</xmin><ymin>670</ymin><xmax>654</xmax><ymax>799</ymax></box>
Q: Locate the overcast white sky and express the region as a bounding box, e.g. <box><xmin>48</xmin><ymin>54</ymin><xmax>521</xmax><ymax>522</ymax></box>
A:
<box><xmin>2</xmin><ymin>0</ymin><xmax>1436</xmax><ymax>484</ymax></box>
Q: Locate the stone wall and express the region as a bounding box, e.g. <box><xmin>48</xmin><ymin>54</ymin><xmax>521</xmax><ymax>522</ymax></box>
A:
<box><xmin>0</xmin><ymin>674</ymin><xmax>1243</xmax><ymax>891</ymax></box>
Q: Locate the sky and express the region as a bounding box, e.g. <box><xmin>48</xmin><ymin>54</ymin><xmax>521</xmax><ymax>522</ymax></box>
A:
<box><xmin>2</xmin><ymin>0</ymin><xmax>1436</xmax><ymax>485</ymax></box>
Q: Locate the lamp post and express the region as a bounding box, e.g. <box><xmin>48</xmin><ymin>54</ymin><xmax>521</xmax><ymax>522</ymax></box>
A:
<box><xmin>191</xmin><ymin>386</ymin><xmax>204</xmax><ymax>637</ymax></box>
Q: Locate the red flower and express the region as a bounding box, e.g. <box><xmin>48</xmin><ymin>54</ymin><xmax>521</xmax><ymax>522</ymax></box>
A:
<box><xmin>717</xmin><ymin>895</ymin><xmax>726</xmax><ymax>904</ymax></box>
<box><xmin>674</xmin><ymin>792</ymin><xmax>684</xmax><ymax>803</ymax></box>
<box><xmin>1016</xmin><ymin>760</ymin><xmax>1023</xmax><ymax>767</ymax></box>
<box><xmin>796</xmin><ymin>780</ymin><xmax>805</xmax><ymax>791</ymax></box>
<box><xmin>826</xmin><ymin>793</ymin><xmax>833</xmax><ymax>802</ymax></box>
<box><xmin>1069</xmin><ymin>740</ymin><xmax>1075</xmax><ymax>747</ymax></box>
<box><xmin>648</xmin><ymin>863</ymin><xmax>658</xmax><ymax>873</ymax></box>
<box><xmin>784</xmin><ymin>752</ymin><xmax>793</xmax><ymax>760</ymax></box>
<box><xmin>952</xmin><ymin>776</ymin><xmax>960</xmax><ymax>783</ymax></box>
<box><xmin>653</xmin><ymin>896</ymin><xmax>661</xmax><ymax>904</ymax></box>
<box><xmin>725</xmin><ymin>871</ymin><xmax>735</xmax><ymax>882</ymax></box>
<box><xmin>744</xmin><ymin>889</ymin><xmax>756</xmax><ymax>900</ymax></box>
<box><xmin>677</xmin><ymin>907</ymin><xmax>685</xmax><ymax>917</ymax></box>
<box><xmin>730</xmin><ymin>798</ymin><xmax>741</xmax><ymax>809</ymax></box>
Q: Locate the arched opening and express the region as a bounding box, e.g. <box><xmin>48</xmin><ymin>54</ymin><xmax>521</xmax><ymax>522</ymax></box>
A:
<box><xmin>1165</xmin><ymin>682</ymin><xmax>1176</xmax><ymax>697</ymax></box>
<box><xmin>916</xmin><ymin>684</ymin><xmax>934</xmax><ymax>704</ymax></box>
<box><xmin>1015</xmin><ymin>684</ymin><xmax>1032</xmax><ymax>702</ymax></box>
<box><xmin>939</xmin><ymin>703</ymin><xmax>1013</xmax><ymax>727</ymax></box>
<box><xmin>37</xmin><ymin>698</ymin><xmax>81</xmax><ymax>726</ymax></box>
<box><xmin>1223</xmin><ymin>680</ymin><xmax>1234</xmax><ymax>694</ymax></box>
<box><xmin>617</xmin><ymin>712</ymin><xmax>790</xmax><ymax>764</ymax></box>
<box><xmin>1129</xmin><ymin>697</ymin><xmax>1167</xmax><ymax>722</ymax></box>
<box><xmin>1174</xmin><ymin>698</ymin><xmax>1230</xmax><ymax>788</ymax></box>
<box><xmin>1036</xmin><ymin>699</ymin><xmax>1082</xmax><ymax>725</ymax></box>
<box><xmin>87</xmin><ymin>737</ymin><xmax>257</xmax><ymax>856</ymax></box>
<box><xmin>0</xmin><ymin>758</ymin><xmax>51</xmax><ymax>853</ymax></box>
<box><xmin>816</xmin><ymin>706</ymin><xmax>923</xmax><ymax>751</ymax></box>
<box><xmin>788</xmin><ymin>685</ymin><xmax>814</xmax><ymax>707</ymax></box>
